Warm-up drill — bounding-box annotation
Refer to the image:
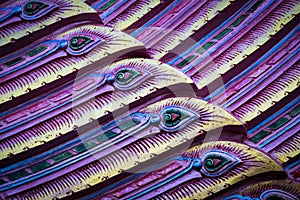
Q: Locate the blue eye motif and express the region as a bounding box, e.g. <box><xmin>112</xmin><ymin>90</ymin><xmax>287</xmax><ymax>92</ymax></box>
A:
<box><xmin>200</xmin><ymin>150</ymin><xmax>241</xmax><ymax>177</ymax></box>
<box><xmin>159</xmin><ymin>106</ymin><xmax>199</xmax><ymax>132</ymax></box>
<box><xmin>21</xmin><ymin>1</ymin><xmax>58</xmax><ymax>20</ymax></box>
<box><xmin>114</xmin><ymin>67</ymin><xmax>150</xmax><ymax>90</ymax></box>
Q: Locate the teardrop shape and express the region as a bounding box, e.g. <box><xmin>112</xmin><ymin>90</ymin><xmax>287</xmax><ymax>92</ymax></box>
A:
<box><xmin>21</xmin><ymin>1</ymin><xmax>58</xmax><ymax>20</ymax></box>
<box><xmin>200</xmin><ymin>150</ymin><xmax>241</xmax><ymax>177</ymax></box>
<box><xmin>116</xmin><ymin>68</ymin><xmax>141</xmax><ymax>85</ymax></box>
<box><xmin>159</xmin><ymin>106</ymin><xmax>199</xmax><ymax>132</ymax></box>
<box><xmin>69</xmin><ymin>36</ymin><xmax>94</xmax><ymax>51</ymax></box>
<box><xmin>204</xmin><ymin>155</ymin><xmax>230</xmax><ymax>172</ymax></box>
<box><xmin>23</xmin><ymin>1</ymin><xmax>48</xmax><ymax>16</ymax></box>
<box><xmin>163</xmin><ymin>109</ymin><xmax>188</xmax><ymax>127</ymax></box>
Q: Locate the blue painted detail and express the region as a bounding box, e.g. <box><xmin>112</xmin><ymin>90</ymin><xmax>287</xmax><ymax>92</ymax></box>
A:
<box><xmin>260</xmin><ymin>189</ymin><xmax>298</xmax><ymax>200</ymax></box>
<box><xmin>168</xmin><ymin>0</ymin><xmax>273</xmax><ymax>68</ymax></box>
<box><xmin>0</xmin><ymin>72</ymin><xmax>108</xmax><ymax>133</ymax></box>
<box><xmin>128</xmin><ymin>157</ymin><xmax>200</xmax><ymax>200</ymax></box>
<box><xmin>144</xmin><ymin>0</ymin><xmax>199</xmax><ymax>37</ymax></box>
<box><xmin>258</xmin><ymin>116</ymin><xmax>299</xmax><ymax>148</ymax></box>
<box><xmin>0</xmin><ymin>66</ymin><xmax>71</xmax><ymax>118</ymax></box>
<box><xmin>0</xmin><ymin>6</ymin><xmax>21</xmax><ymax>23</ymax></box>
<box><xmin>66</xmin><ymin>35</ymin><xmax>103</xmax><ymax>56</ymax></box>
<box><xmin>159</xmin><ymin>105</ymin><xmax>199</xmax><ymax>132</ymax></box>
<box><xmin>200</xmin><ymin>150</ymin><xmax>240</xmax><ymax>177</ymax></box>
<box><xmin>192</xmin><ymin>158</ymin><xmax>202</xmax><ymax>170</ymax></box>
<box><xmin>0</xmin><ymin>112</ymin><xmax>155</xmax><ymax>191</ymax></box>
<box><xmin>0</xmin><ymin>109</ymin><xmax>128</xmax><ymax>173</ymax></box>
<box><xmin>248</xmin><ymin>96</ymin><xmax>300</xmax><ymax>135</ymax></box>
<box><xmin>59</xmin><ymin>39</ymin><xmax>68</xmax><ymax>49</ymax></box>
<box><xmin>82</xmin><ymin>156</ymin><xmax>184</xmax><ymax>200</ymax></box>
<box><xmin>20</xmin><ymin>1</ymin><xmax>58</xmax><ymax>21</ymax></box>
<box><xmin>223</xmin><ymin>47</ymin><xmax>300</xmax><ymax>108</ymax></box>
<box><xmin>106</xmin><ymin>73</ymin><xmax>115</xmax><ymax>83</ymax></box>
<box><xmin>204</xmin><ymin>25</ymin><xmax>299</xmax><ymax>101</ymax></box>
<box><xmin>131</xmin><ymin>0</ymin><xmax>182</xmax><ymax>37</ymax></box>
<box><xmin>285</xmin><ymin>159</ymin><xmax>300</xmax><ymax>171</ymax></box>
<box><xmin>150</xmin><ymin>114</ymin><xmax>160</xmax><ymax>124</ymax></box>
<box><xmin>114</xmin><ymin>67</ymin><xmax>150</xmax><ymax>90</ymax></box>
<box><xmin>92</xmin><ymin>0</ymin><xmax>110</xmax><ymax>10</ymax></box>
<box><xmin>223</xmin><ymin>194</ymin><xmax>258</xmax><ymax>200</ymax></box>
<box><xmin>181</xmin><ymin>0</ymin><xmax>274</xmax><ymax>74</ymax></box>
<box><xmin>100</xmin><ymin>0</ymin><xmax>129</xmax><ymax>19</ymax></box>
<box><xmin>0</xmin><ymin>39</ymin><xmax>67</xmax><ymax>78</ymax></box>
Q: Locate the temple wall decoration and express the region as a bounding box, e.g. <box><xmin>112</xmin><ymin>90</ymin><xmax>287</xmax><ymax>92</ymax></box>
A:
<box><xmin>0</xmin><ymin>0</ymin><xmax>299</xmax><ymax>199</ymax></box>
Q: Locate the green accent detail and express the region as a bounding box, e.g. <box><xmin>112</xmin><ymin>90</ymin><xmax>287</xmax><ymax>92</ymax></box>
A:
<box><xmin>250</xmin><ymin>130</ymin><xmax>270</xmax><ymax>143</ymax></box>
<box><xmin>204</xmin><ymin>154</ymin><xmax>230</xmax><ymax>172</ymax></box>
<box><xmin>51</xmin><ymin>151</ymin><xmax>73</xmax><ymax>162</ymax></box>
<box><xmin>231</xmin><ymin>14</ymin><xmax>249</xmax><ymax>27</ymax></box>
<box><xmin>83</xmin><ymin>141</ymin><xmax>97</xmax><ymax>149</ymax></box>
<box><xmin>269</xmin><ymin>118</ymin><xmax>290</xmax><ymax>130</ymax></box>
<box><xmin>70</xmin><ymin>36</ymin><xmax>94</xmax><ymax>51</ymax></box>
<box><xmin>289</xmin><ymin>105</ymin><xmax>300</xmax><ymax>117</ymax></box>
<box><xmin>96</xmin><ymin>130</ymin><xmax>119</xmax><ymax>142</ymax></box>
<box><xmin>176</xmin><ymin>55</ymin><xmax>197</xmax><ymax>68</ymax></box>
<box><xmin>163</xmin><ymin>109</ymin><xmax>188</xmax><ymax>127</ymax></box>
<box><xmin>0</xmin><ymin>179</ymin><xmax>6</xmax><ymax>184</ymax></box>
<box><xmin>247</xmin><ymin>0</ymin><xmax>264</xmax><ymax>13</ymax></box>
<box><xmin>7</xmin><ymin>170</ymin><xmax>29</xmax><ymax>181</ymax></box>
<box><xmin>26</xmin><ymin>45</ymin><xmax>47</xmax><ymax>57</ymax></box>
<box><xmin>4</xmin><ymin>57</ymin><xmax>24</xmax><ymax>67</ymax></box>
<box><xmin>213</xmin><ymin>28</ymin><xmax>233</xmax><ymax>40</ymax></box>
<box><xmin>0</xmin><ymin>68</ymin><xmax>3</xmax><ymax>72</ymax></box>
<box><xmin>105</xmin><ymin>130</ymin><xmax>119</xmax><ymax>138</ymax></box>
<box><xmin>99</xmin><ymin>0</ymin><xmax>118</xmax><ymax>11</ymax></box>
<box><xmin>118</xmin><ymin>119</ymin><xmax>140</xmax><ymax>131</ymax></box>
<box><xmin>196</xmin><ymin>42</ymin><xmax>216</xmax><ymax>54</ymax></box>
<box><xmin>30</xmin><ymin>161</ymin><xmax>51</xmax><ymax>172</ymax></box>
<box><xmin>116</xmin><ymin>69</ymin><xmax>141</xmax><ymax>85</ymax></box>
<box><xmin>24</xmin><ymin>1</ymin><xmax>48</xmax><ymax>16</ymax></box>
<box><xmin>73</xmin><ymin>144</ymin><xmax>87</xmax><ymax>153</ymax></box>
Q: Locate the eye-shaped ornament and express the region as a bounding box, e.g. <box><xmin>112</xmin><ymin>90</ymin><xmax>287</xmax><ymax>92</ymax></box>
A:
<box><xmin>70</xmin><ymin>36</ymin><xmax>93</xmax><ymax>51</ymax></box>
<box><xmin>66</xmin><ymin>34</ymin><xmax>104</xmax><ymax>55</ymax></box>
<box><xmin>200</xmin><ymin>150</ymin><xmax>241</xmax><ymax>177</ymax></box>
<box><xmin>114</xmin><ymin>67</ymin><xmax>150</xmax><ymax>90</ymax></box>
<box><xmin>159</xmin><ymin>106</ymin><xmax>199</xmax><ymax>132</ymax></box>
<box><xmin>21</xmin><ymin>1</ymin><xmax>58</xmax><ymax>20</ymax></box>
